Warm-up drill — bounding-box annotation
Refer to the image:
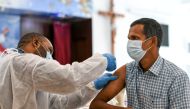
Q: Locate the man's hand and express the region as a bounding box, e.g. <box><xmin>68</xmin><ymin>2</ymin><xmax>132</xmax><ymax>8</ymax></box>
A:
<box><xmin>102</xmin><ymin>53</ymin><xmax>116</xmax><ymax>71</ymax></box>
<box><xmin>94</xmin><ymin>73</ymin><xmax>118</xmax><ymax>90</ymax></box>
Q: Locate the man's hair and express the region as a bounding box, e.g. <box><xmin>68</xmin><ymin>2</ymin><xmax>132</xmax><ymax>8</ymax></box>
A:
<box><xmin>130</xmin><ymin>18</ymin><xmax>163</xmax><ymax>48</ymax></box>
<box><xmin>17</xmin><ymin>32</ymin><xmax>46</xmax><ymax>48</ymax></box>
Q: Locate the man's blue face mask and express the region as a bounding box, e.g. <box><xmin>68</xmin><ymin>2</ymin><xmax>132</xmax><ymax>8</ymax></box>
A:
<box><xmin>127</xmin><ymin>38</ymin><xmax>152</xmax><ymax>62</ymax></box>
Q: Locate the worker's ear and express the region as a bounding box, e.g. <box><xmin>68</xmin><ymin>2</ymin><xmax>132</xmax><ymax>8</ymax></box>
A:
<box><xmin>32</xmin><ymin>39</ymin><xmax>40</xmax><ymax>49</ymax></box>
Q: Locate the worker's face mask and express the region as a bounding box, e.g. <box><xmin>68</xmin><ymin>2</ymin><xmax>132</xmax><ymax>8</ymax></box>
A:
<box><xmin>127</xmin><ymin>38</ymin><xmax>152</xmax><ymax>62</ymax></box>
<box><xmin>35</xmin><ymin>43</ymin><xmax>53</xmax><ymax>60</ymax></box>
<box><xmin>46</xmin><ymin>51</ymin><xmax>53</xmax><ymax>60</ymax></box>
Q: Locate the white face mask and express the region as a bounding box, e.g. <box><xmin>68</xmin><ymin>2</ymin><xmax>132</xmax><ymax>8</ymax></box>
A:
<box><xmin>35</xmin><ymin>43</ymin><xmax>53</xmax><ymax>60</ymax></box>
<box><xmin>46</xmin><ymin>51</ymin><xmax>53</xmax><ymax>60</ymax></box>
<box><xmin>127</xmin><ymin>39</ymin><xmax>151</xmax><ymax>62</ymax></box>
<box><xmin>36</xmin><ymin>48</ymin><xmax>53</xmax><ymax>60</ymax></box>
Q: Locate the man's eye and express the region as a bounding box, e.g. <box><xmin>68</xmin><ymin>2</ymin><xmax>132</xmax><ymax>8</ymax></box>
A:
<box><xmin>132</xmin><ymin>37</ymin><xmax>139</xmax><ymax>40</ymax></box>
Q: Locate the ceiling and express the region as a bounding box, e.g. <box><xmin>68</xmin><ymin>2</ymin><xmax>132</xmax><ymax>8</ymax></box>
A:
<box><xmin>122</xmin><ymin>0</ymin><xmax>190</xmax><ymax>16</ymax></box>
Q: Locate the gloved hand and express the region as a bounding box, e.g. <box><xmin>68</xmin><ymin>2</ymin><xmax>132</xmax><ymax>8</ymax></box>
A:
<box><xmin>94</xmin><ymin>73</ymin><xmax>118</xmax><ymax>90</ymax></box>
<box><xmin>103</xmin><ymin>53</ymin><xmax>116</xmax><ymax>71</ymax></box>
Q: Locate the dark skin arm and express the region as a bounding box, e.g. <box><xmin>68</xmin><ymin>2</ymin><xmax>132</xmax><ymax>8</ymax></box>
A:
<box><xmin>90</xmin><ymin>65</ymin><xmax>132</xmax><ymax>109</ymax></box>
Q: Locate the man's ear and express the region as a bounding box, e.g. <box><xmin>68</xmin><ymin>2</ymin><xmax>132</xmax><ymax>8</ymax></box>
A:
<box><xmin>152</xmin><ymin>36</ymin><xmax>158</xmax><ymax>47</ymax></box>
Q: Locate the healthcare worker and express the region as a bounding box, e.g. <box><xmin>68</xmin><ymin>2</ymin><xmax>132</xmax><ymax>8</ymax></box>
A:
<box><xmin>0</xmin><ymin>32</ymin><xmax>117</xmax><ymax>109</ymax></box>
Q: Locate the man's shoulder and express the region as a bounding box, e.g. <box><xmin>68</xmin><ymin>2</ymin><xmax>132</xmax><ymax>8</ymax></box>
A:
<box><xmin>163</xmin><ymin>58</ymin><xmax>188</xmax><ymax>77</ymax></box>
<box><xmin>126</xmin><ymin>61</ymin><xmax>136</xmax><ymax>67</ymax></box>
<box><xmin>126</xmin><ymin>61</ymin><xmax>136</xmax><ymax>72</ymax></box>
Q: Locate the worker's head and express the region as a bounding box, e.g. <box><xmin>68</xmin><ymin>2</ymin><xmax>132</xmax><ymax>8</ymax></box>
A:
<box><xmin>17</xmin><ymin>32</ymin><xmax>53</xmax><ymax>58</ymax></box>
<box><xmin>127</xmin><ymin>18</ymin><xmax>162</xmax><ymax>62</ymax></box>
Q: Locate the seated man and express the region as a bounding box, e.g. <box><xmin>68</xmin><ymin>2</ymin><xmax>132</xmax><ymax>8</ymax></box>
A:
<box><xmin>90</xmin><ymin>18</ymin><xmax>190</xmax><ymax>109</ymax></box>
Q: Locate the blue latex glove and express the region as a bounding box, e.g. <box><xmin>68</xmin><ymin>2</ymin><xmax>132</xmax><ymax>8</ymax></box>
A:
<box><xmin>103</xmin><ymin>53</ymin><xmax>116</xmax><ymax>71</ymax></box>
<box><xmin>94</xmin><ymin>73</ymin><xmax>118</xmax><ymax>90</ymax></box>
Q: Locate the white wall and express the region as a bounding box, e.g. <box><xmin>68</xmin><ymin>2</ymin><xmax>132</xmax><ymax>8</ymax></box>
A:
<box><xmin>168</xmin><ymin>5</ymin><xmax>190</xmax><ymax>77</ymax></box>
<box><xmin>92</xmin><ymin>0</ymin><xmax>111</xmax><ymax>54</ymax></box>
<box><xmin>92</xmin><ymin>0</ymin><xmax>190</xmax><ymax>77</ymax></box>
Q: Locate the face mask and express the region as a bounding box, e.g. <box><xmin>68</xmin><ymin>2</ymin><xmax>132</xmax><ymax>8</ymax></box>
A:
<box><xmin>35</xmin><ymin>43</ymin><xmax>53</xmax><ymax>59</ymax></box>
<box><xmin>127</xmin><ymin>39</ymin><xmax>151</xmax><ymax>62</ymax></box>
<box><xmin>46</xmin><ymin>51</ymin><xmax>53</xmax><ymax>60</ymax></box>
<box><xmin>0</xmin><ymin>34</ymin><xmax>5</xmax><ymax>43</ymax></box>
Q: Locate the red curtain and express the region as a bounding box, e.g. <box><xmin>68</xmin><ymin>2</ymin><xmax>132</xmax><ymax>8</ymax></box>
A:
<box><xmin>53</xmin><ymin>22</ymin><xmax>71</xmax><ymax>64</ymax></box>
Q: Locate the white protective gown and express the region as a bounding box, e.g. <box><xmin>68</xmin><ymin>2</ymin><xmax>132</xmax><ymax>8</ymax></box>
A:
<box><xmin>0</xmin><ymin>49</ymin><xmax>106</xmax><ymax>109</ymax></box>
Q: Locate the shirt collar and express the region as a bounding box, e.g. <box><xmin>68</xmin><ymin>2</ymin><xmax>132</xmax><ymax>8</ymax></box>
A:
<box><xmin>17</xmin><ymin>48</ymin><xmax>24</xmax><ymax>53</ymax></box>
<box><xmin>0</xmin><ymin>48</ymin><xmax>21</xmax><ymax>57</ymax></box>
<box><xmin>136</xmin><ymin>56</ymin><xmax>163</xmax><ymax>76</ymax></box>
<box><xmin>148</xmin><ymin>56</ymin><xmax>163</xmax><ymax>76</ymax></box>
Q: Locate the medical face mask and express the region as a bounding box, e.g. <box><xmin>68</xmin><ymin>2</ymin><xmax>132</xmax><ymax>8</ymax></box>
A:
<box><xmin>35</xmin><ymin>43</ymin><xmax>53</xmax><ymax>59</ymax></box>
<box><xmin>127</xmin><ymin>39</ymin><xmax>152</xmax><ymax>62</ymax></box>
<box><xmin>46</xmin><ymin>51</ymin><xmax>53</xmax><ymax>60</ymax></box>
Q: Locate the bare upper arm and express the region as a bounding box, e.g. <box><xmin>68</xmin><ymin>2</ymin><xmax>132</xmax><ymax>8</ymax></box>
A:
<box><xmin>93</xmin><ymin>64</ymin><xmax>127</xmax><ymax>102</ymax></box>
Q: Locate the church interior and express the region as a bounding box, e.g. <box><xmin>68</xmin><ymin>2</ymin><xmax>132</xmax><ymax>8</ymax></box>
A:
<box><xmin>1</xmin><ymin>0</ymin><xmax>190</xmax><ymax>108</ymax></box>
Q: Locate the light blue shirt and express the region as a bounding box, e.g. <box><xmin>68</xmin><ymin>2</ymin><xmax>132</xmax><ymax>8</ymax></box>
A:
<box><xmin>126</xmin><ymin>56</ymin><xmax>190</xmax><ymax>109</ymax></box>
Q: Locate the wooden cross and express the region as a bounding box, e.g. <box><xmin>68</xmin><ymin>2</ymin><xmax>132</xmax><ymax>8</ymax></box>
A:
<box><xmin>98</xmin><ymin>0</ymin><xmax>124</xmax><ymax>55</ymax></box>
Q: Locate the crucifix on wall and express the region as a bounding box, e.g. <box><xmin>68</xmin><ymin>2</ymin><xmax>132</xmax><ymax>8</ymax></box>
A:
<box><xmin>98</xmin><ymin>0</ymin><xmax>124</xmax><ymax>55</ymax></box>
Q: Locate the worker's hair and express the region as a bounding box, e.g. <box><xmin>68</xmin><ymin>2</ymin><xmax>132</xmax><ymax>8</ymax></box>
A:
<box><xmin>17</xmin><ymin>32</ymin><xmax>46</xmax><ymax>48</ymax></box>
<box><xmin>130</xmin><ymin>18</ymin><xmax>163</xmax><ymax>48</ymax></box>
